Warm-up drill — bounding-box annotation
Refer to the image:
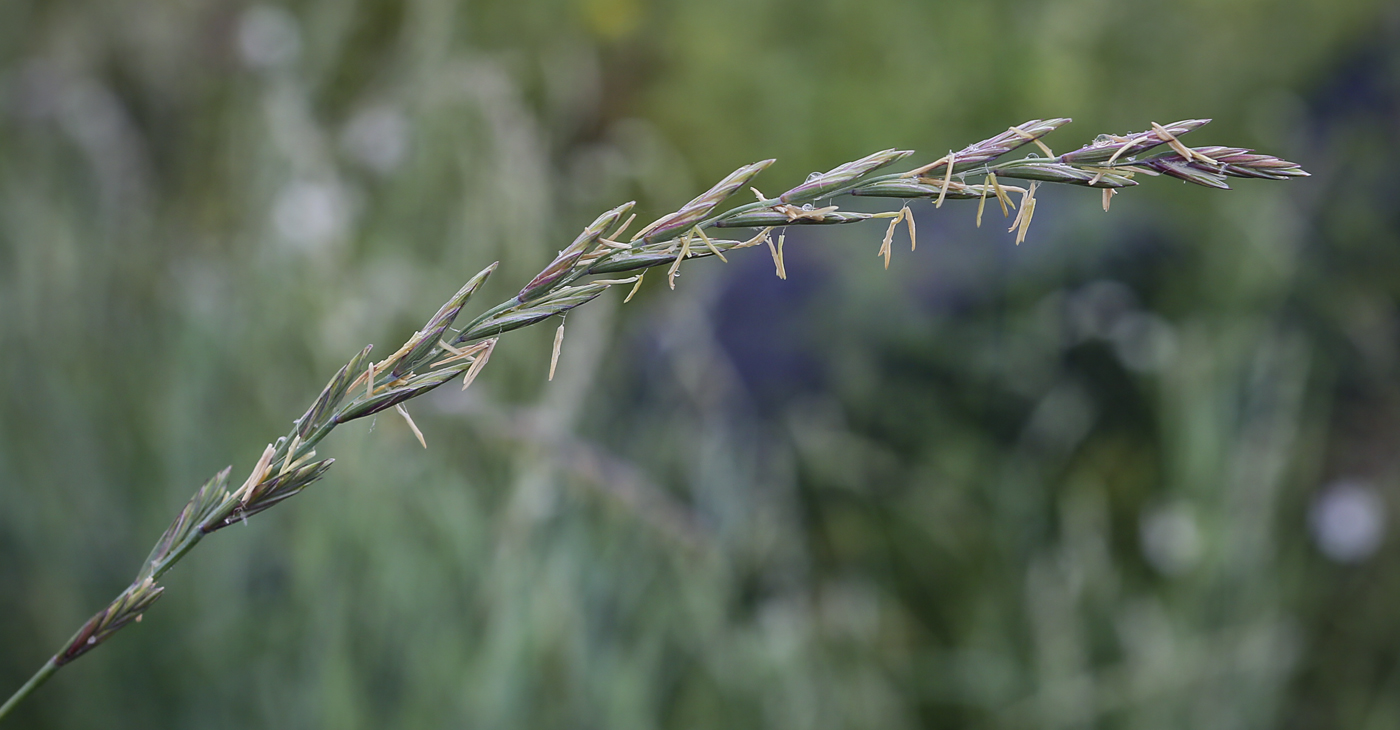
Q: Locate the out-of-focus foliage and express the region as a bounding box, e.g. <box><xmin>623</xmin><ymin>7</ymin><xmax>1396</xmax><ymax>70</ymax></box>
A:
<box><xmin>1</xmin><ymin>0</ymin><xmax>1398</xmax><ymax>728</ymax></box>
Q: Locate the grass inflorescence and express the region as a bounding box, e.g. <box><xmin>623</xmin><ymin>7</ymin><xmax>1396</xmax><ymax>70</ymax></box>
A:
<box><xmin>0</xmin><ymin>117</ymin><xmax>1306</xmax><ymax>721</ymax></box>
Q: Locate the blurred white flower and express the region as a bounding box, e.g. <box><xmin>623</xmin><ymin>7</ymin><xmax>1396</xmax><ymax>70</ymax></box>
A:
<box><xmin>1309</xmin><ymin>480</ymin><xmax>1386</xmax><ymax>563</ymax></box>
<box><xmin>341</xmin><ymin>105</ymin><xmax>410</xmax><ymax>175</ymax></box>
<box><xmin>1140</xmin><ymin>502</ymin><xmax>1203</xmax><ymax>575</ymax></box>
<box><xmin>273</xmin><ymin>180</ymin><xmax>350</xmax><ymax>250</ymax></box>
<box><xmin>238</xmin><ymin>5</ymin><xmax>301</xmax><ymax>70</ymax></box>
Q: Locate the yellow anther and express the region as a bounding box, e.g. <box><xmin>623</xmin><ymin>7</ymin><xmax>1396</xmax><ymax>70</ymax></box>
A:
<box><xmin>989</xmin><ymin>173</ymin><xmax>1014</xmax><ymax>217</ymax></box>
<box><xmin>935</xmin><ymin>152</ymin><xmax>955</xmax><ymax>208</ymax></box>
<box><xmin>766</xmin><ymin>231</ymin><xmax>787</xmax><ymax>279</ymax></box>
<box><xmin>977</xmin><ymin>175</ymin><xmax>990</xmax><ymax>228</ymax></box>
<box><xmin>1008</xmin><ymin>126</ymin><xmax>1054</xmax><ymax>158</ymax></box>
<box><xmin>624</xmin><ymin>271</ymin><xmax>646</xmax><ymax>303</ymax></box>
<box><xmin>667</xmin><ymin>234</ymin><xmax>692</xmax><ymax>290</ymax></box>
<box><xmin>394</xmin><ymin>404</ymin><xmax>427</xmax><ymax>448</ymax></box>
<box><xmin>548</xmin><ymin>322</ymin><xmax>565</xmax><ymax>381</ymax></box>
<box><xmin>694</xmin><ymin>226</ymin><xmax>727</xmax><ymax>262</ymax></box>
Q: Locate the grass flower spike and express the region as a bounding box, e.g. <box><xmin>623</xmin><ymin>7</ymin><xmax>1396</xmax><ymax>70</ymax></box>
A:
<box><xmin>0</xmin><ymin>117</ymin><xmax>1307</xmax><ymax>722</ymax></box>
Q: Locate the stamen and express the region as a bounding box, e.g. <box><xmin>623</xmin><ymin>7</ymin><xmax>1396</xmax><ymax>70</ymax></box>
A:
<box><xmin>935</xmin><ymin>152</ymin><xmax>956</xmax><ymax>208</ymax></box>
<box><xmin>667</xmin><ymin>234</ymin><xmax>692</xmax><ymax>290</ymax></box>
<box><xmin>548</xmin><ymin>321</ymin><xmax>565</xmax><ymax>381</ymax></box>
<box><xmin>374</xmin><ymin>334</ymin><xmax>419</xmax><ymax>380</ymax></box>
<box><xmin>903</xmin><ymin>205</ymin><xmax>916</xmax><ymax>251</ymax></box>
<box><xmin>236</xmin><ymin>444</ymin><xmax>277</xmax><ymax>506</ymax></box>
<box><xmin>1102</xmin><ymin>188</ymin><xmax>1115</xmax><ymax>212</ymax></box>
<box><xmin>630</xmin><ymin>216</ymin><xmax>665</xmax><ymax>243</ymax></box>
<box><xmin>576</xmin><ymin>244</ymin><xmax>611</xmax><ymax>268</ymax></box>
<box><xmin>1007</xmin><ymin>195</ymin><xmax>1026</xmax><ymax>234</ymax></box>
<box><xmin>461</xmin><ymin>339</ymin><xmax>496</xmax><ymax>390</ymax></box>
<box><xmin>1151</xmin><ymin>122</ymin><xmax>1195</xmax><ymax>163</ymax></box>
<box><xmin>990</xmin><ymin>173</ymin><xmax>1014</xmax><ymax>216</ymax></box>
<box><xmin>778</xmin><ymin>203</ymin><xmax>838</xmax><ymax>221</ymax></box>
<box><xmin>695</xmin><ymin>226</ymin><xmax>728</xmax><ymax>262</ymax></box>
<box><xmin>588</xmin><ymin>276</ymin><xmax>641</xmax><ymax>286</ymax></box>
<box><xmin>285</xmin><ymin>449</ymin><xmax>317</xmax><ymax>473</ymax></box>
<box><xmin>433</xmin><ymin>340</ymin><xmax>488</xmax><ymax>368</ymax></box>
<box><xmin>278</xmin><ymin>435</ymin><xmax>302</xmax><ymax>478</ymax></box>
<box><xmin>880</xmin><ymin>213</ymin><xmax>899</xmax><ymax>269</ymax></box>
<box><xmin>1011</xmin><ymin>182</ymin><xmax>1039</xmax><ymax>245</ymax></box>
<box><xmin>1190</xmin><ymin>147</ymin><xmax>1220</xmax><ymax>165</ymax></box>
<box><xmin>606</xmin><ymin>212</ymin><xmax>636</xmax><ymax>241</ymax></box>
<box><xmin>347</xmin><ymin>369</ymin><xmax>370</xmax><ymax>397</ymax></box>
<box><xmin>734</xmin><ymin>227</ymin><xmax>774</xmax><ymax>250</ymax></box>
<box><xmin>394</xmin><ymin>404</ymin><xmax>427</xmax><ymax>448</ymax></box>
<box><xmin>766</xmin><ymin>231</ymin><xmax>787</xmax><ymax>279</ymax></box>
<box><xmin>1145</xmin><ymin>126</ymin><xmax>1217</xmax><ymax>165</ymax></box>
<box><xmin>1008</xmin><ymin>126</ymin><xmax>1054</xmax><ymax>158</ymax></box>
<box><xmin>1104</xmin><ymin>137</ymin><xmax>1137</xmax><ymax>166</ymax></box>
<box><xmin>903</xmin><ymin>153</ymin><xmax>952</xmax><ymax>179</ymax></box>
<box><xmin>977</xmin><ymin>175</ymin><xmax>990</xmax><ymax>228</ymax></box>
<box><xmin>1017</xmin><ymin>197</ymin><xmax>1037</xmax><ymax>244</ymax></box>
<box><xmin>624</xmin><ymin>271</ymin><xmax>646</xmax><ymax>303</ymax></box>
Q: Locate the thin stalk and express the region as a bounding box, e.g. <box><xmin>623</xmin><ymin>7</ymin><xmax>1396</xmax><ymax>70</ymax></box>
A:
<box><xmin>0</xmin><ymin>661</ymin><xmax>58</xmax><ymax>721</ymax></box>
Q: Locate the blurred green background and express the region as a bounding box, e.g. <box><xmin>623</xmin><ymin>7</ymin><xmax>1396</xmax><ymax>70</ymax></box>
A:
<box><xmin>2</xmin><ymin>0</ymin><xmax>1399</xmax><ymax>727</ymax></box>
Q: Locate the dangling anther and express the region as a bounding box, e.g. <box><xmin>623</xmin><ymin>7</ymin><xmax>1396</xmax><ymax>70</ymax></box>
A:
<box><xmin>624</xmin><ymin>271</ymin><xmax>645</xmax><ymax>303</ymax></box>
<box><xmin>935</xmin><ymin>152</ymin><xmax>956</xmax><ymax>208</ymax></box>
<box><xmin>903</xmin><ymin>205</ymin><xmax>916</xmax><ymax>251</ymax></box>
<box><xmin>548</xmin><ymin>321</ymin><xmax>565</xmax><ymax>381</ymax></box>
<box><xmin>977</xmin><ymin>176</ymin><xmax>991</xmax><ymax>228</ymax></box>
<box><xmin>1008</xmin><ymin>125</ymin><xmax>1055</xmax><ymax>158</ymax></box>
<box><xmin>667</xmin><ymin>234</ymin><xmax>692</xmax><ymax>290</ymax></box>
<box><xmin>394</xmin><ymin>404</ymin><xmax>427</xmax><ymax>448</ymax></box>
<box><xmin>766</xmin><ymin>230</ymin><xmax>787</xmax><ymax>280</ymax></box>
<box><xmin>694</xmin><ymin>226</ymin><xmax>727</xmax><ymax>262</ymax></box>
<box><xmin>989</xmin><ymin>173</ymin><xmax>1014</xmax><ymax>217</ymax></box>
